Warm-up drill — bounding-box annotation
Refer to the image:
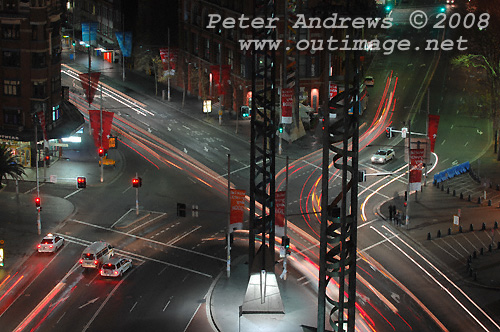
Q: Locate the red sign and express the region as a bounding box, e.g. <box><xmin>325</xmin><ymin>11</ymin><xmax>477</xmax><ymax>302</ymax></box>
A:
<box><xmin>89</xmin><ymin>110</ymin><xmax>114</xmax><ymax>150</ymax></box>
<box><xmin>329</xmin><ymin>82</ymin><xmax>338</xmax><ymax>99</ymax></box>
<box><xmin>159</xmin><ymin>47</ymin><xmax>178</xmax><ymax>71</ymax></box>
<box><xmin>428</xmin><ymin>114</ymin><xmax>440</xmax><ymax>152</ymax></box>
<box><xmin>230</xmin><ymin>189</ymin><xmax>245</xmax><ymax>231</ymax></box>
<box><xmin>409</xmin><ymin>149</ymin><xmax>424</xmax><ymax>191</ymax></box>
<box><xmin>36</xmin><ymin>111</ymin><xmax>47</xmax><ymax>141</ymax></box>
<box><xmin>79</xmin><ymin>72</ymin><xmax>101</xmax><ymax>104</ymax></box>
<box><xmin>210</xmin><ymin>65</ymin><xmax>231</xmax><ymax>95</ymax></box>
<box><xmin>281</xmin><ymin>88</ymin><xmax>293</xmax><ymax>124</ymax></box>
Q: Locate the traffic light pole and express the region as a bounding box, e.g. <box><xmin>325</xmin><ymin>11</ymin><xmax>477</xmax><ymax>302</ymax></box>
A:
<box><xmin>35</xmin><ymin>115</ymin><xmax>41</xmax><ymax>235</ymax></box>
<box><xmin>227</xmin><ymin>154</ymin><xmax>231</xmax><ymax>278</ymax></box>
<box><xmin>100</xmin><ymin>84</ymin><xmax>104</xmax><ymax>183</ymax></box>
<box><xmin>282</xmin><ymin>156</ymin><xmax>289</xmax><ymax>280</ymax></box>
<box><xmin>135</xmin><ymin>172</ymin><xmax>139</xmax><ymax>215</ymax></box>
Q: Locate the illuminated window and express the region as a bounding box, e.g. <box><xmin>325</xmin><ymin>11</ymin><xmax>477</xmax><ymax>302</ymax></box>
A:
<box><xmin>3</xmin><ymin>80</ymin><xmax>20</xmax><ymax>96</ymax></box>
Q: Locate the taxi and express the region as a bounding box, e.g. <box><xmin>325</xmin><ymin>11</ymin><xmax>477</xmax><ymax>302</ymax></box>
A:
<box><xmin>100</xmin><ymin>257</ymin><xmax>132</xmax><ymax>277</ymax></box>
<box><xmin>37</xmin><ymin>233</ymin><xmax>64</xmax><ymax>253</ymax></box>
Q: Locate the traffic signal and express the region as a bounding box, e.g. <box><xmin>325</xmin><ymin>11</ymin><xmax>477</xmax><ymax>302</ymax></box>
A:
<box><xmin>385</xmin><ymin>5</ymin><xmax>392</xmax><ymax>12</ymax></box>
<box><xmin>132</xmin><ymin>177</ymin><xmax>142</xmax><ymax>188</ymax></box>
<box><xmin>278</xmin><ymin>124</ymin><xmax>284</xmax><ymax>133</ymax></box>
<box><xmin>0</xmin><ymin>248</ymin><xmax>3</xmax><ymax>267</ymax></box>
<box><xmin>177</xmin><ymin>203</ymin><xmax>186</xmax><ymax>217</ymax></box>
<box><xmin>77</xmin><ymin>176</ymin><xmax>87</xmax><ymax>188</ymax></box>
<box><xmin>359</xmin><ymin>170</ymin><xmax>366</xmax><ymax>182</ymax></box>
<box><xmin>35</xmin><ymin>196</ymin><xmax>41</xmax><ymax>208</ymax></box>
<box><xmin>386</xmin><ymin>127</ymin><xmax>393</xmax><ymax>138</ymax></box>
<box><xmin>281</xmin><ymin>236</ymin><xmax>290</xmax><ymax>249</ymax></box>
<box><xmin>98</xmin><ymin>147</ymin><xmax>105</xmax><ymax>157</ymax></box>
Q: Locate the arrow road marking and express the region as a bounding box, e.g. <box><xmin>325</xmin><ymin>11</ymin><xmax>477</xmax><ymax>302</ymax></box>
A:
<box><xmin>79</xmin><ymin>297</ymin><xmax>99</xmax><ymax>309</ymax></box>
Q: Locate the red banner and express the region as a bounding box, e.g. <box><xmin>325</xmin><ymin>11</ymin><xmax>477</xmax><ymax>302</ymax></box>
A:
<box><xmin>281</xmin><ymin>88</ymin><xmax>293</xmax><ymax>124</ymax></box>
<box><xmin>79</xmin><ymin>72</ymin><xmax>101</xmax><ymax>105</ymax></box>
<box><xmin>36</xmin><ymin>111</ymin><xmax>47</xmax><ymax>141</ymax></box>
<box><xmin>159</xmin><ymin>47</ymin><xmax>178</xmax><ymax>71</ymax></box>
<box><xmin>275</xmin><ymin>191</ymin><xmax>286</xmax><ymax>237</ymax></box>
<box><xmin>329</xmin><ymin>82</ymin><xmax>338</xmax><ymax>99</ymax></box>
<box><xmin>89</xmin><ymin>110</ymin><xmax>114</xmax><ymax>150</ymax></box>
<box><xmin>409</xmin><ymin>148</ymin><xmax>424</xmax><ymax>191</ymax></box>
<box><xmin>210</xmin><ymin>65</ymin><xmax>231</xmax><ymax>95</ymax></box>
<box><xmin>428</xmin><ymin>114</ymin><xmax>440</xmax><ymax>152</ymax></box>
<box><xmin>230</xmin><ymin>189</ymin><xmax>245</xmax><ymax>231</ymax></box>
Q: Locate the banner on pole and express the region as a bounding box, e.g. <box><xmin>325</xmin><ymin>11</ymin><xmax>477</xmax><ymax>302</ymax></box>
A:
<box><xmin>115</xmin><ymin>32</ymin><xmax>132</xmax><ymax>57</ymax></box>
<box><xmin>79</xmin><ymin>72</ymin><xmax>101</xmax><ymax>105</ymax></box>
<box><xmin>409</xmin><ymin>148</ymin><xmax>424</xmax><ymax>191</ymax></box>
<box><xmin>88</xmin><ymin>110</ymin><xmax>114</xmax><ymax>150</ymax></box>
<box><xmin>36</xmin><ymin>111</ymin><xmax>47</xmax><ymax>142</ymax></box>
<box><xmin>81</xmin><ymin>22</ymin><xmax>98</xmax><ymax>45</ymax></box>
<box><xmin>230</xmin><ymin>189</ymin><xmax>245</xmax><ymax>231</ymax></box>
<box><xmin>329</xmin><ymin>82</ymin><xmax>338</xmax><ymax>99</ymax></box>
<box><xmin>159</xmin><ymin>47</ymin><xmax>178</xmax><ymax>73</ymax></box>
<box><xmin>281</xmin><ymin>88</ymin><xmax>293</xmax><ymax>124</ymax></box>
<box><xmin>275</xmin><ymin>191</ymin><xmax>286</xmax><ymax>237</ymax></box>
<box><xmin>210</xmin><ymin>65</ymin><xmax>231</xmax><ymax>95</ymax></box>
<box><xmin>428</xmin><ymin>114</ymin><xmax>440</xmax><ymax>152</ymax></box>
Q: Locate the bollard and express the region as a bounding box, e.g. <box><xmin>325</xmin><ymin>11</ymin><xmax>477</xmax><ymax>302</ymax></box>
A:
<box><xmin>496</xmin><ymin>184</ymin><xmax>499</xmax><ymax>191</ymax></box>
<box><xmin>437</xmin><ymin>230</ymin><xmax>441</xmax><ymax>238</ymax></box>
<box><xmin>469</xmin><ymin>267</ymin><xmax>473</xmax><ymax>276</ymax></box>
<box><xmin>482</xmin><ymin>222</ymin><xmax>486</xmax><ymax>231</ymax></box>
<box><xmin>477</xmin><ymin>197</ymin><xmax>481</xmax><ymax>204</ymax></box>
<box><xmin>427</xmin><ymin>232</ymin><xmax>431</xmax><ymax>240</ymax></box>
<box><xmin>489</xmin><ymin>244</ymin><xmax>492</xmax><ymax>252</ymax></box>
<box><xmin>473</xmin><ymin>250</ymin><xmax>477</xmax><ymax>258</ymax></box>
<box><xmin>433</xmin><ymin>180</ymin><xmax>437</xmax><ymax>186</ymax></box>
<box><xmin>470</xmin><ymin>224</ymin><xmax>474</xmax><ymax>232</ymax></box>
<box><xmin>468</xmin><ymin>194</ymin><xmax>471</xmax><ymax>202</ymax></box>
<box><xmin>459</xmin><ymin>225</ymin><xmax>463</xmax><ymax>233</ymax></box>
<box><xmin>480</xmin><ymin>247</ymin><xmax>484</xmax><ymax>255</ymax></box>
<box><xmin>495</xmin><ymin>221</ymin><xmax>498</xmax><ymax>229</ymax></box>
<box><xmin>453</xmin><ymin>189</ymin><xmax>456</xmax><ymax>196</ymax></box>
<box><xmin>488</xmin><ymin>199</ymin><xmax>492</xmax><ymax>206</ymax></box>
<box><xmin>447</xmin><ymin>187</ymin><xmax>450</xmax><ymax>194</ymax></box>
<box><xmin>441</xmin><ymin>185</ymin><xmax>444</xmax><ymax>191</ymax></box>
<box><xmin>460</xmin><ymin>192</ymin><xmax>463</xmax><ymax>199</ymax></box>
<box><xmin>448</xmin><ymin>228</ymin><xmax>452</xmax><ymax>235</ymax></box>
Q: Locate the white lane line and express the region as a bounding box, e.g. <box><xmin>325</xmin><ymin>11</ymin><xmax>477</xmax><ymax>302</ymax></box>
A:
<box><xmin>127</xmin><ymin>213</ymin><xmax>167</xmax><ymax>234</ymax></box>
<box><xmin>380</xmin><ymin>225</ymin><xmax>499</xmax><ymax>332</ymax></box>
<box><xmin>163</xmin><ymin>300</ymin><xmax>171</xmax><ymax>312</ymax></box>
<box><xmin>357</xmin><ymin>235</ymin><xmax>397</xmax><ymax>255</ymax></box>
<box><xmin>129</xmin><ymin>301</ymin><xmax>138</xmax><ymax>313</ymax></box>
<box><xmin>64</xmin><ymin>189</ymin><xmax>82</xmax><ymax>199</ymax></box>
<box><xmin>302</xmin><ymin>160</ymin><xmax>321</xmax><ymax>170</ymax></box>
<box><xmin>110</xmin><ymin>209</ymin><xmax>135</xmax><ymax>228</ymax></box>
<box><xmin>168</xmin><ymin>226</ymin><xmax>202</xmax><ymax>245</ymax></box>
<box><xmin>221</xmin><ymin>145</ymin><xmax>230</xmax><ymax>151</ymax></box>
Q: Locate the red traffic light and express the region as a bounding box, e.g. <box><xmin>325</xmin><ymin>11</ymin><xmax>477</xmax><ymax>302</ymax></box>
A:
<box><xmin>98</xmin><ymin>148</ymin><xmax>105</xmax><ymax>157</ymax></box>
<box><xmin>35</xmin><ymin>196</ymin><xmax>41</xmax><ymax>207</ymax></box>
<box><xmin>44</xmin><ymin>155</ymin><xmax>49</xmax><ymax>161</ymax></box>
<box><xmin>132</xmin><ymin>177</ymin><xmax>142</xmax><ymax>188</ymax></box>
<box><xmin>77</xmin><ymin>176</ymin><xmax>87</xmax><ymax>188</ymax></box>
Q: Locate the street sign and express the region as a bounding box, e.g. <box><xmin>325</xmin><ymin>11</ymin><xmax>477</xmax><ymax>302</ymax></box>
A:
<box><xmin>453</xmin><ymin>215</ymin><xmax>459</xmax><ymax>225</ymax></box>
<box><xmin>401</xmin><ymin>127</ymin><xmax>408</xmax><ymax>138</ymax></box>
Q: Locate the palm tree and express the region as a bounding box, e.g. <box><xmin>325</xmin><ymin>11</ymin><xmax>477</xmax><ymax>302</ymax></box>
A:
<box><xmin>0</xmin><ymin>144</ymin><xmax>26</xmax><ymax>188</ymax></box>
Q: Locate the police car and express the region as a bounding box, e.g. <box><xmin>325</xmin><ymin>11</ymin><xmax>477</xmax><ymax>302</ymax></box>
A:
<box><xmin>100</xmin><ymin>257</ymin><xmax>132</xmax><ymax>277</ymax></box>
<box><xmin>37</xmin><ymin>233</ymin><xmax>64</xmax><ymax>253</ymax></box>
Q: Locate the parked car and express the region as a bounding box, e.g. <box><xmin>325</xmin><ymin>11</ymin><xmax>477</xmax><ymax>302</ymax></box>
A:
<box><xmin>100</xmin><ymin>257</ymin><xmax>132</xmax><ymax>277</ymax></box>
<box><xmin>371</xmin><ymin>148</ymin><xmax>395</xmax><ymax>164</ymax></box>
<box><xmin>37</xmin><ymin>233</ymin><xmax>64</xmax><ymax>253</ymax></box>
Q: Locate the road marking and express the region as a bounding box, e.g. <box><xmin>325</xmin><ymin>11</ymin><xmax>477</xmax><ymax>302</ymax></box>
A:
<box><xmin>358</xmin><ymin>234</ymin><xmax>397</xmax><ymax>254</ymax></box>
<box><xmin>111</xmin><ymin>209</ymin><xmax>135</xmax><ymax>228</ymax></box>
<box><xmin>302</xmin><ymin>160</ymin><xmax>321</xmax><ymax>170</ymax></box>
<box><xmin>79</xmin><ymin>297</ymin><xmax>99</xmax><ymax>309</ymax></box>
<box><xmin>163</xmin><ymin>300</ymin><xmax>171</xmax><ymax>312</ymax></box>
<box><xmin>182</xmin><ymin>125</ymin><xmax>190</xmax><ymax>130</ymax></box>
<box><xmin>221</xmin><ymin>145</ymin><xmax>230</xmax><ymax>151</ymax></box>
<box><xmin>64</xmin><ymin>188</ymin><xmax>82</xmax><ymax>199</ymax></box>
<box><xmin>168</xmin><ymin>226</ymin><xmax>202</xmax><ymax>245</ymax></box>
<box><xmin>130</xmin><ymin>301</ymin><xmax>138</xmax><ymax>313</ymax></box>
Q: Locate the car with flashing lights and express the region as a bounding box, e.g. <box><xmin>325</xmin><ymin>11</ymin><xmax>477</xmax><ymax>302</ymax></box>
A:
<box><xmin>371</xmin><ymin>148</ymin><xmax>395</xmax><ymax>164</ymax></box>
<box><xmin>37</xmin><ymin>233</ymin><xmax>64</xmax><ymax>253</ymax></box>
<box><xmin>79</xmin><ymin>241</ymin><xmax>114</xmax><ymax>269</ymax></box>
<box><xmin>100</xmin><ymin>257</ymin><xmax>132</xmax><ymax>277</ymax></box>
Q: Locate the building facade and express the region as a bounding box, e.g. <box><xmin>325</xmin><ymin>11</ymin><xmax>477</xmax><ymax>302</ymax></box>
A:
<box><xmin>0</xmin><ymin>0</ymin><xmax>84</xmax><ymax>166</ymax></box>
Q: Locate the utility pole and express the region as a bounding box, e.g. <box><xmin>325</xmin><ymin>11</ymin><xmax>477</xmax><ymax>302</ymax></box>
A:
<box><xmin>100</xmin><ymin>84</ymin><xmax>104</xmax><ymax>183</ymax></box>
<box><xmin>227</xmin><ymin>154</ymin><xmax>231</xmax><ymax>278</ymax></box>
<box><xmin>35</xmin><ymin>116</ymin><xmax>41</xmax><ymax>235</ymax></box>
<box><xmin>407</xmin><ymin>120</ymin><xmax>411</xmax><ymax>229</ymax></box>
<box><xmin>167</xmin><ymin>28</ymin><xmax>171</xmax><ymax>101</ymax></box>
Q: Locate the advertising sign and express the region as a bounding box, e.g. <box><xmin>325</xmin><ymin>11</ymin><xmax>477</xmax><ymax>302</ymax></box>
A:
<box><xmin>409</xmin><ymin>148</ymin><xmax>424</xmax><ymax>191</ymax></box>
<box><xmin>230</xmin><ymin>189</ymin><xmax>245</xmax><ymax>231</ymax></box>
<box><xmin>275</xmin><ymin>191</ymin><xmax>286</xmax><ymax>237</ymax></box>
<box><xmin>281</xmin><ymin>88</ymin><xmax>293</xmax><ymax>124</ymax></box>
<box><xmin>78</xmin><ymin>72</ymin><xmax>101</xmax><ymax>105</ymax></box>
<box><xmin>329</xmin><ymin>82</ymin><xmax>338</xmax><ymax>99</ymax></box>
<box><xmin>89</xmin><ymin>110</ymin><xmax>114</xmax><ymax>150</ymax></box>
<box><xmin>428</xmin><ymin>114</ymin><xmax>440</xmax><ymax>152</ymax></box>
<box><xmin>115</xmin><ymin>32</ymin><xmax>132</xmax><ymax>57</ymax></box>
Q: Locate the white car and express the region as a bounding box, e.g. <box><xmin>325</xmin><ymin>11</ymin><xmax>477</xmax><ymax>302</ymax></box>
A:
<box><xmin>364</xmin><ymin>76</ymin><xmax>374</xmax><ymax>87</ymax></box>
<box><xmin>446</xmin><ymin>0</ymin><xmax>454</xmax><ymax>3</ymax></box>
<box><xmin>371</xmin><ymin>149</ymin><xmax>395</xmax><ymax>164</ymax></box>
<box><xmin>100</xmin><ymin>257</ymin><xmax>132</xmax><ymax>277</ymax></box>
<box><xmin>37</xmin><ymin>233</ymin><xmax>64</xmax><ymax>253</ymax></box>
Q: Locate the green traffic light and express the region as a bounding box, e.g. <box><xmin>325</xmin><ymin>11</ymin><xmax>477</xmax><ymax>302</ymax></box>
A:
<box><xmin>385</xmin><ymin>5</ymin><xmax>391</xmax><ymax>12</ymax></box>
<box><xmin>440</xmin><ymin>6</ymin><xmax>446</xmax><ymax>12</ymax></box>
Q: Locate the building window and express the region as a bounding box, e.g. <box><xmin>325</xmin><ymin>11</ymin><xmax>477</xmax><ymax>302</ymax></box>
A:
<box><xmin>2</xmin><ymin>50</ymin><xmax>20</xmax><ymax>67</ymax></box>
<box><xmin>215</xmin><ymin>43</ymin><xmax>220</xmax><ymax>64</ymax></box>
<box><xmin>228</xmin><ymin>49</ymin><xmax>234</xmax><ymax>69</ymax></box>
<box><xmin>3</xmin><ymin>109</ymin><xmax>22</xmax><ymax>126</ymax></box>
<box><xmin>51</xmin><ymin>74</ymin><xmax>61</xmax><ymax>93</ymax></box>
<box><xmin>3</xmin><ymin>80</ymin><xmax>20</xmax><ymax>96</ymax></box>
<box><xmin>32</xmin><ymin>52</ymin><xmax>47</xmax><ymax>68</ymax></box>
<box><xmin>52</xmin><ymin>104</ymin><xmax>61</xmax><ymax>122</ymax></box>
<box><xmin>192</xmin><ymin>33</ymin><xmax>198</xmax><ymax>56</ymax></box>
<box><xmin>204</xmin><ymin>38</ymin><xmax>210</xmax><ymax>61</ymax></box>
<box><xmin>1</xmin><ymin>24</ymin><xmax>20</xmax><ymax>40</ymax></box>
<box><xmin>31</xmin><ymin>25</ymin><xmax>39</xmax><ymax>40</ymax></box>
<box><xmin>32</xmin><ymin>81</ymin><xmax>47</xmax><ymax>99</ymax></box>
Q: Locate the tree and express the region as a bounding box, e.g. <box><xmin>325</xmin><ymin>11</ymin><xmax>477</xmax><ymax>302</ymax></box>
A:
<box><xmin>134</xmin><ymin>48</ymin><xmax>165</xmax><ymax>96</ymax></box>
<box><xmin>451</xmin><ymin>0</ymin><xmax>500</xmax><ymax>159</ymax></box>
<box><xmin>0</xmin><ymin>145</ymin><xmax>26</xmax><ymax>188</ymax></box>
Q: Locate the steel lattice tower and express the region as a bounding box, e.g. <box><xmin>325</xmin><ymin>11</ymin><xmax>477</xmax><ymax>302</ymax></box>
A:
<box><xmin>249</xmin><ymin>0</ymin><xmax>277</xmax><ymax>272</ymax></box>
